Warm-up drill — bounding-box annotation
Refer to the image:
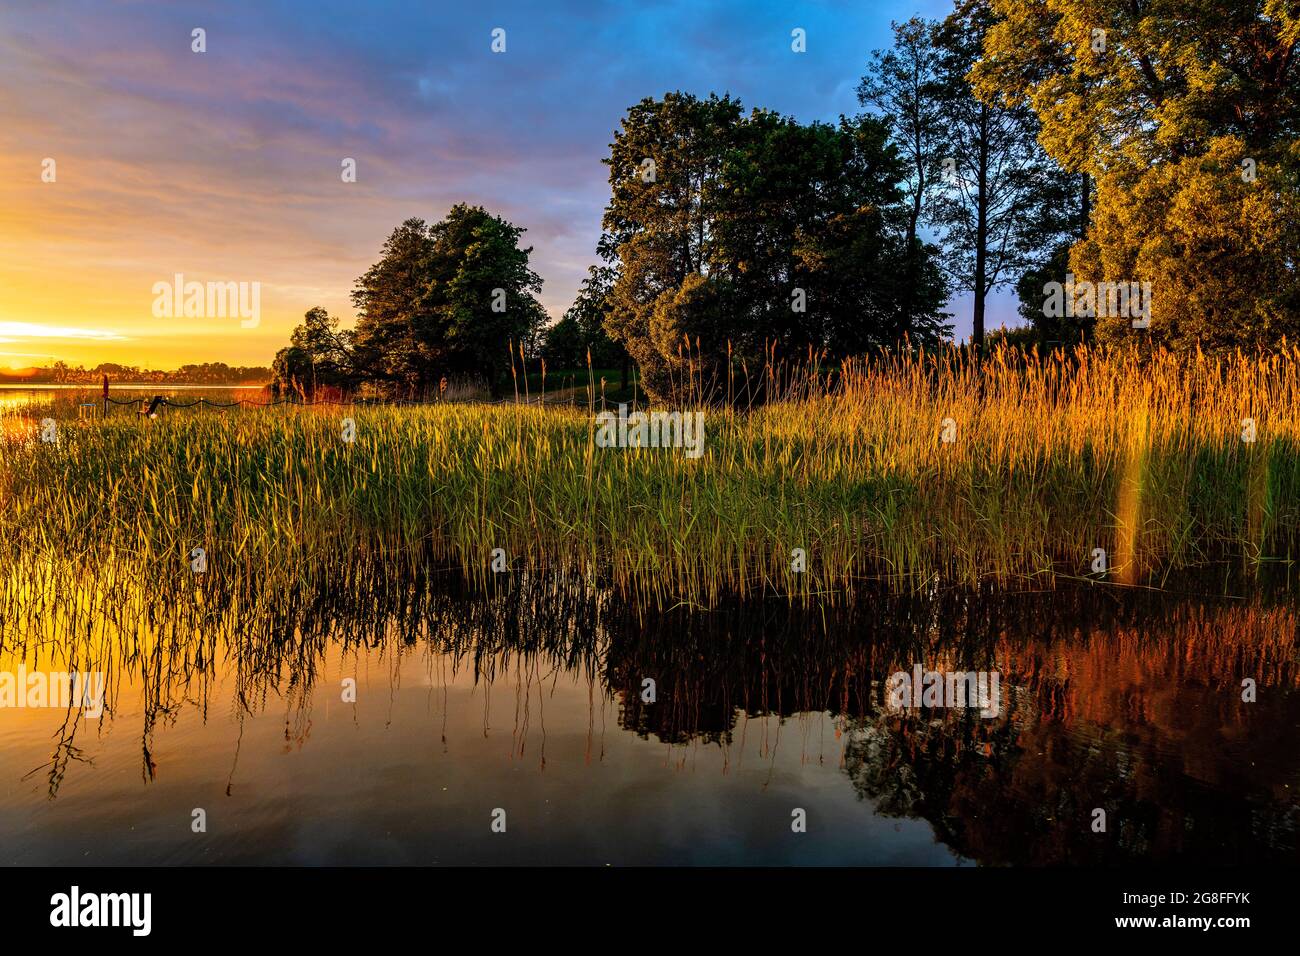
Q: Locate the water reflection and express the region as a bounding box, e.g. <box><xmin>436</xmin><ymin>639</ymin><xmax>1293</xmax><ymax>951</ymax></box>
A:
<box><xmin>0</xmin><ymin>571</ymin><xmax>1296</xmax><ymax>865</ymax></box>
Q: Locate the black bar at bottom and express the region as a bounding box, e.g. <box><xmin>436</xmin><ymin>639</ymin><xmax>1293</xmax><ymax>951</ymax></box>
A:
<box><xmin>5</xmin><ymin>865</ymin><xmax>1280</xmax><ymax>942</ymax></box>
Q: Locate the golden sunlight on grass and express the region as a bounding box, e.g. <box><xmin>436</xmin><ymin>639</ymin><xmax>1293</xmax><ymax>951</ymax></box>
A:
<box><xmin>1</xmin><ymin>345</ymin><xmax>1297</xmax><ymax>605</ymax></box>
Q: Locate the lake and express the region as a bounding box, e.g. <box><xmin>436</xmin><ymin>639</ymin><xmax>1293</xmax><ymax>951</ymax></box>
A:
<box><xmin>1</xmin><ymin>572</ymin><xmax>1295</xmax><ymax>865</ymax></box>
<box><xmin>0</xmin><ymin>384</ymin><xmax>265</xmax><ymax>413</ymax></box>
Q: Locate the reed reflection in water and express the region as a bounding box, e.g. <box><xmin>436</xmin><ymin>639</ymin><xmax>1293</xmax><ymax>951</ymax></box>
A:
<box><xmin>0</xmin><ymin>569</ymin><xmax>1296</xmax><ymax>865</ymax></box>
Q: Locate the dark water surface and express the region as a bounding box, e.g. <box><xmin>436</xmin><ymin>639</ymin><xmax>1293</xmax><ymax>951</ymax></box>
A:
<box><xmin>1</xmin><ymin>576</ymin><xmax>1297</xmax><ymax>865</ymax></box>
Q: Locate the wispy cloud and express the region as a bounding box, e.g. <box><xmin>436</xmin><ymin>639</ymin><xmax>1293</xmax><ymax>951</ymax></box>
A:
<box><xmin>0</xmin><ymin>322</ymin><xmax>129</xmax><ymax>343</ymax></box>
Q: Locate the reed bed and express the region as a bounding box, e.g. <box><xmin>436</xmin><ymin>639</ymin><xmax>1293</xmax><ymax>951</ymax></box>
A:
<box><xmin>2</xmin><ymin>344</ymin><xmax>1299</xmax><ymax>607</ymax></box>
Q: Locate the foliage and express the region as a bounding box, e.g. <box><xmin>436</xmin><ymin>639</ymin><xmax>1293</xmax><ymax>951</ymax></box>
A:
<box><xmin>927</xmin><ymin>0</ymin><xmax>1078</xmax><ymax>348</ymax></box>
<box><xmin>543</xmin><ymin>265</ymin><xmax>627</xmax><ymax>370</ymax></box>
<box><xmin>974</xmin><ymin>0</ymin><xmax>1300</xmax><ymax>352</ymax></box>
<box><xmin>598</xmin><ymin>91</ymin><xmax>950</xmax><ymax>402</ymax></box>
<box><xmin>272</xmin><ymin>307</ymin><xmax>359</xmax><ymax>395</ymax></box>
<box><xmin>348</xmin><ymin>206</ymin><xmax>547</xmax><ymax>395</ymax></box>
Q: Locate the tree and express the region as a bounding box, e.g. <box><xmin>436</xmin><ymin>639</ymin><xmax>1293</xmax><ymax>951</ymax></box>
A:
<box><xmin>541</xmin><ymin>315</ymin><xmax>585</xmax><ymax>371</ymax></box>
<box><xmin>929</xmin><ymin>0</ymin><xmax>1077</xmax><ymax>353</ymax></box>
<box><xmin>598</xmin><ymin>93</ymin><xmax>740</xmax><ymax>401</ymax></box>
<box><xmin>857</xmin><ymin>18</ymin><xmax>948</xmax><ymax>256</ymax></box>
<box><xmin>1075</xmin><ymin>137</ymin><xmax>1300</xmax><ymax>351</ymax></box>
<box><xmin>857</xmin><ymin>19</ymin><xmax>958</xmax><ymax>343</ymax></box>
<box><xmin>271</xmin><ymin>345</ymin><xmax>313</xmax><ymax>396</ymax></box>
<box><xmin>598</xmin><ymin>91</ymin><xmax>949</xmax><ymax>402</ymax></box>
<box><xmin>1014</xmin><ymin>241</ymin><xmax>1094</xmax><ymax>346</ymax></box>
<box><xmin>544</xmin><ymin>264</ymin><xmax>628</xmax><ymax>383</ymax></box>
<box><xmin>271</xmin><ymin>307</ymin><xmax>358</xmax><ymax>395</ymax></box>
<box><xmin>350</xmin><ymin>206</ymin><xmax>547</xmax><ymax>395</ymax></box>
<box><xmin>974</xmin><ymin>0</ymin><xmax>1300</xmax><ymax>351</ymax></box>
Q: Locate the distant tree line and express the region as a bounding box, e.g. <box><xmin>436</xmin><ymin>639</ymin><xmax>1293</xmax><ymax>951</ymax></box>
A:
<box><xmin>1</xmin><ymin>361</ymin><xmax>271</xmax><ymax>386</ymax></box>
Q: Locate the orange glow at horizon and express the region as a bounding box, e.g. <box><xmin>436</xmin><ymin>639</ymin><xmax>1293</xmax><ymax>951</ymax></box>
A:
<box><xmin>0</xmin><ymin>17</ymin><xmax>564</xmax><ymax>373</ymax></box>
<box><xmin>0</xmin><ymin>157</ymin><xmax>364</xmax><ymax>370</ymax></box>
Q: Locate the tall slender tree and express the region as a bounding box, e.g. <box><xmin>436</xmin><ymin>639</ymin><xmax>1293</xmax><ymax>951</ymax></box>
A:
<box><xmin>857</xmin><ymin>18</ymin><xmax>948</xmax><ymax>256</ymax></box>
<box><xmin>858</xmin><ymin>18</ymin><xmax>956</xmax><ymax>345</ymax></box>
<box><xmin>928</xmin><ymin>0</ymin><xmax>1075</xmax><ymax>351</ymax></box>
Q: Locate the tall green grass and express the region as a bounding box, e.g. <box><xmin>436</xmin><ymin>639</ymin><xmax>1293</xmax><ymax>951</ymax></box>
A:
<box><xmin>2</xmin><ymin>345</ymin><xmax>1299</xmax><ymax>607</ymax></box>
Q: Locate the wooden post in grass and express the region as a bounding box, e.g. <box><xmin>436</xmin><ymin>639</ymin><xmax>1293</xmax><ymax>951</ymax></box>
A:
<box><xmin>102</xmin><ymin>374</ymin><xmax>109</xmax><ymax>417</ymax></box>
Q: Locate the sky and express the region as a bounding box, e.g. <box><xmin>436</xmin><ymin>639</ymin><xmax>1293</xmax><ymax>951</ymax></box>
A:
<box><xmin>0</xmin><ymin>0</ymin><xmax>1013</xmax><ymax>371</ymax></box>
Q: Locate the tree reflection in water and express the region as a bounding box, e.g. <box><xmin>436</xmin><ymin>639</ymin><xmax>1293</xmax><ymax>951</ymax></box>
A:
<box><xmin>1</xmin><ymin>564</ymin><xmax>1296</xmax><ymax>864</ymax></box>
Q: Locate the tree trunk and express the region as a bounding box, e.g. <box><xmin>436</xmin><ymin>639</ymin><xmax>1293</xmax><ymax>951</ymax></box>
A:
<box><xmin>973</xmin><ymin>109</ymin><xmax>989</xmax><ymax>354</ymax></box>
<box><xmin>908</xmin><ymin>172</ymin><xmax>923</xmax><ymax>251</ymax></box>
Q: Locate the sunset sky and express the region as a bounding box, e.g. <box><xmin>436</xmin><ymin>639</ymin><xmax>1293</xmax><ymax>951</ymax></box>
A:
<box><xmin>0</xmin><ymin>0</ymin><xmax>999</xmax><ymax>371</ymax></box>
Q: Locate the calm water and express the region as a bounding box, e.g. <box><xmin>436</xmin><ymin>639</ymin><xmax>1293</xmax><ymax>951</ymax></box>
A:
<box><xmin>0</xmin><ymin>384</ymin><xmax>263</xmax><ymax>412</ymax></box>
<box><xmin>1</xmin><ymin>575</ymin><xmax>1296</xmax><ymax>866</ymax></box>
